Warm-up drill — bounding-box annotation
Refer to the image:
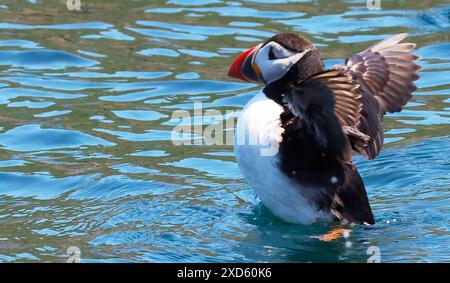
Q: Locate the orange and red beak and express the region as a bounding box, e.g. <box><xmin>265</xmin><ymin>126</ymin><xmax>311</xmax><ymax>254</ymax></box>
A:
<box><xmin>228</xmin><ymin>44</ymin><xmax>262</xmax><ymax>83</ymax></box>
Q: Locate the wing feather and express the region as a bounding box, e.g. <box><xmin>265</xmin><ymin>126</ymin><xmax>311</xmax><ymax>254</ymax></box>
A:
<box><xmin>283</xmin><ymin>69</ymin><xmax>362</xmax><ymax>159</ymax></box>
<box><xmin>332</xmin><ymin>33</ymin><xmax>420</xmax><ymax>159</ymax></box>
<box><xmin>281</xmin><ymin>34</ymin><xmax>419</xmax><ymax>160</ymax></box>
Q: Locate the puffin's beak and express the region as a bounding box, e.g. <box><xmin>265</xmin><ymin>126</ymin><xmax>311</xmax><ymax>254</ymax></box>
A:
<box><xmin>228</xmin><ymin>44</ymin><xmax>262</xmax><ymax>83</ymax></box>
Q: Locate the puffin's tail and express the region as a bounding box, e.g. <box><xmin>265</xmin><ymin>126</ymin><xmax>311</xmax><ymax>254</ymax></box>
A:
<box><xmin>331</xmin><ymin>163</ymin><xmax>375</xmax><ymax>225</ymax></box>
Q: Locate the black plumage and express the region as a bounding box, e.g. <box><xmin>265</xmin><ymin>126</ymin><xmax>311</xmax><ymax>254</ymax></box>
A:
<box><xmin>264</xmin><ymin>33</ymin><xmax>419</xmax><ymax>224</ymax></box>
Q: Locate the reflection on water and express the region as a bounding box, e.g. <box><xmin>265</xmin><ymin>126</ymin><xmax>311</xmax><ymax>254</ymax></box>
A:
<box><xmin>0</xmin><ymin>0</ymin><xmax>449</xmax><ymax>262</ymax></box>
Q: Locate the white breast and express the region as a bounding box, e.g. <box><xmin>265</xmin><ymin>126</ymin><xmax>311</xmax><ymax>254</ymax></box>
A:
<box><xmin>234</xmin><ymin>91</ymin><xmax>325</xmax><ymax>224</ymax></box>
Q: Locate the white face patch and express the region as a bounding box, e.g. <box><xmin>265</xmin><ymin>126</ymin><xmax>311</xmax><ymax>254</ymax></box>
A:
<box><xmin>254</xmin><ymin>41</ymin><xmax>310</xmax><ymax>85</ymax></box>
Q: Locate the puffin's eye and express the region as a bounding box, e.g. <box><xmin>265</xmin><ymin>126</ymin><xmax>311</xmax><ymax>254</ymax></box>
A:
<box><xmin>268</xmin><ymin>47</ymin><xmax>276</xmax><ymax>60</ymax></box>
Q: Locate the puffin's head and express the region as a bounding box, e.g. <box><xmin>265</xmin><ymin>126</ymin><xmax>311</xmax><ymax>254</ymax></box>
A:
<box><xmin>228</xmin><ymin>33</ymin><xmax>324</xmax><ymax>86</ymax></box>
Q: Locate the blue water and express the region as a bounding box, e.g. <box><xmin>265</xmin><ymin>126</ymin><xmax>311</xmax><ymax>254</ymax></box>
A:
<box><xmin>0</xmin><ymin>0</ymin><xmax>449</xmax><ymax>262</ymax></box>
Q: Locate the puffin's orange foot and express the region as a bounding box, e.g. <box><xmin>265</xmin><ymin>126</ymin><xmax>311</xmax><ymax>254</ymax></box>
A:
<box><xmin>319</xmin><ymin>228</ymin><xmax>352</xmax><ymax>242</ymax></box>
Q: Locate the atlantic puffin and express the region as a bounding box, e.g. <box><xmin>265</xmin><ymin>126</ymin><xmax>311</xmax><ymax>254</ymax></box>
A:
<box><xmin>228</xmin><ymin>33</ymin><xmax>420</xmax><ymax>225</ymax></box>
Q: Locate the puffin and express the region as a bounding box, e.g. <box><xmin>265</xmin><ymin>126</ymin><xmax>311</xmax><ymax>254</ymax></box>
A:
<box><xmin>228</xmin><ymin>33</ymin><xmax>420</xmax><ymax>225</ymax></box>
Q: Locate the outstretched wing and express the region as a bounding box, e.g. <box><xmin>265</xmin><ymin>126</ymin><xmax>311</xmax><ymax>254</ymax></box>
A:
<box><xmin>283</xmin><ymin>69</ymin><xmax>362</xmax><ymax>160</ymax></box>
<box><xmin>334</xmin><ymin>33</ymin><xmax>420</xmax><ymax>159</ymax></box>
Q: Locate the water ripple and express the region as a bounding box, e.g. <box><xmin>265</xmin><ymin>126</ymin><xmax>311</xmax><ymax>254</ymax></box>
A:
<box><xmin>0</xmin><ymin>0</ymin><xmax>448</xmax><ymax>263</ymax></box>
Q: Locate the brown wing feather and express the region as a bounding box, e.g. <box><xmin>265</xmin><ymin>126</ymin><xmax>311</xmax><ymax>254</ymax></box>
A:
<box><xmin>284</xmin><ymin>69</ymin><xmax>362</xmax><ymax>160</ymax></box>
<box><xmin>334</xmin><ymin>33</ymin><xmax>420</xmax><ymax>159</ymax></box>
<box><xmin>284</xmin><ymin>34</ymin><xmax>419</xmax><ymax>160</ymax></box>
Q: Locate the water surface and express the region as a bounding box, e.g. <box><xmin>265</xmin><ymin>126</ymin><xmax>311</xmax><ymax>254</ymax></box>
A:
<box><xmin>0</xmin><ymin>0</ymin><xmax>449</xmax><ymax>262</ymax></box>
